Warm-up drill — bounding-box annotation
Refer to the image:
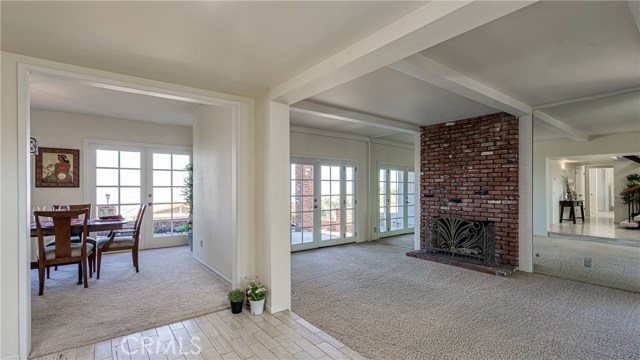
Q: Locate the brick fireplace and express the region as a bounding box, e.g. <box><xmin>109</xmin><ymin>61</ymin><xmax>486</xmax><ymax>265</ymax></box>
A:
<box><xmin>407</xmin><ymin>112</ymin><xmax>519</xmax><ymax>272</ymax></box>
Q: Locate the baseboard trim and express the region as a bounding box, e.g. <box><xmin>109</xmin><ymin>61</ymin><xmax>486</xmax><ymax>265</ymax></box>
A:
<box><xmin>191</xmin><ymin>255</ymin><xmax>232</xmax><ymax>284</ymax></box>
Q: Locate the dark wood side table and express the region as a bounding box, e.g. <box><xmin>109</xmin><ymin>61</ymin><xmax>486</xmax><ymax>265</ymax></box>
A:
<box><xmin>559</xmin><ymin>200</ymin><xmax>585</xmax><ymax>224</ymax></box>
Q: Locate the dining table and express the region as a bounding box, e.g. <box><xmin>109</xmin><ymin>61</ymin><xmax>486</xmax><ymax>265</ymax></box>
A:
<box><xmin>30</xmin><ymin>218</ymin><xmax>128</xmax><ymax>283</ymax></box>
<box><xmin>30</xmin><ymin>218</ymin><xmax>128</xmax><ymax>238</ymax></box>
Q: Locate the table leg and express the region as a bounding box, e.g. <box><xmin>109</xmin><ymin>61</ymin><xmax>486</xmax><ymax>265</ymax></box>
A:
<box><xmin>77</xmin><ymin>263</ymin><xmax>82</xmax><ymax>285</ymax></box>
<box><xmin>559</xmin><ymin>205</ymin><xmax>564</xmax><ymax>223</ymax></box>
<box><xmin>570</xmin><ymin>206</ymin><xmax>576</xmax><ymax>224</ymax></box>
<box><xmin>580</xmin><ymin>204</ymin><xmax>585</xmax><ymax>221</ymax></box>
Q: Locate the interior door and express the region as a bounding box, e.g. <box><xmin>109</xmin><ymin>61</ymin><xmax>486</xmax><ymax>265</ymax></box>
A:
<box><xmin>588</xmin><ymin>168</ymin><xmax>598</xmax><ymax>217</ymax></box>
<box><xmin>290</xmin><ymin>158</ymin><xmax>356</xmax><ymax>252</ymax></box>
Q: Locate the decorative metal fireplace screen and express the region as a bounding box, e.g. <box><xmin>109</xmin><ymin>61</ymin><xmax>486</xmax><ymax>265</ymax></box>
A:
<box><xmin>425</xmin><ymin>217</ymin><xmax>496</xmax><ymax>266</ymax></box>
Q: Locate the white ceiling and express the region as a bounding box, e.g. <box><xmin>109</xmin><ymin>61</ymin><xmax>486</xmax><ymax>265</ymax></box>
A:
<box><xmin>30</xmin><ymin>73</ymin><xmax>199</xmax><ymax>126</ymax></box>
<box><xmin>533</xmin><ymin>91</ymin><xmax>640</xmax><ymax>141</ymax></box>
<box><xmin>1</xmin><ymin>1</ymin><xmax>424</xmax><ymax>97</ymax></box>
<box><xmin>422</xmin><ymin>1</ymin><xmax>640</xmax><ymax>106</ymax></box>
<box><xmin>4</xmin><ymin>1</ymin><xmax>639</xmax><ymax>143</ymax></box>
<box><xmin>549</xmin><ymin>153</ymin><xmax>640</xmax><ymax>167</ymax></box>
<box><xmin>306</xmin><ymin>66</ymin><xmax>498</xmax><ymax>126</ymax></box>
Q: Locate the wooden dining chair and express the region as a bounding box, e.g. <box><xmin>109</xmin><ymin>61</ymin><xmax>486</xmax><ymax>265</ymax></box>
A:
<box><xmin>47</xmin><ymin>204</ymin><xmax>97</xmax><ymax>276</ymax></box>
<box><xmin>96</xmin><ymin>204</ymin><xmax>146</xmax><ymax>279</ymax></box>
<box><xmin>34</xmin><ymin>209</ymin><xmax>93</xmax><ymax>295</ymax></box>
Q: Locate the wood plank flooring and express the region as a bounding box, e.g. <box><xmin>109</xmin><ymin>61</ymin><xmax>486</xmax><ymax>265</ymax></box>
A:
<box><xmin>32</xmin><ymin>309</ymin><xmax>365</xmax><ymax>360</ymax></box>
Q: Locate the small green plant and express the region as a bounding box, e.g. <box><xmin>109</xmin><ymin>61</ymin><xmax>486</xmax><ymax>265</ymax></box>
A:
<box><xmin>247</xmin><ymin>282</ymin><xmax>267</xmax><ymax>301</ymax></box>
<box><xmin>182</xmin><ymin>163</ymin><xmax>193</xmax><ymax>231</ymax></box>
<box><xmin>227</xmin><ymin>288</ymin><xmax>244</xmax><ymax>303</ymax></box>
<box><xmin>620</xmin><ymin>173</ymin><xmax>640</xmax><ymax>206</ymax></box>
<box><xmin>175</xmin><ymin>225</ymin><xmax>189</xmax><ymax>233</ymax></box>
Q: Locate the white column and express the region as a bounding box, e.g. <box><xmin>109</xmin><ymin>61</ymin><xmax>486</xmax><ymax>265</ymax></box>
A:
<box><xmin>256</xmin><ymin>99</ymin><xmax>291</xmax><ymax>313</ymax></box>
<box><xmin>518</xmin><ymin>114</ymin><xmax>533</xmax><ymax>272</ymax></box>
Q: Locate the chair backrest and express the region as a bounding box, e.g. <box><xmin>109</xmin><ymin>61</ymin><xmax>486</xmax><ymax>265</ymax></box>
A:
<box><xmin>132</xmin><ymin>204</ymin><xmax>147</xmax><ymax>244</ymax></box>
<box><xmin>35</xmin><ymin>209</ymin><xmax>89</xmax><ymax>262</ymax></box>
<box><xmin>53</xmin><ymin>204</ymin><xmax>92</xmax><ymax>219</ymax></box>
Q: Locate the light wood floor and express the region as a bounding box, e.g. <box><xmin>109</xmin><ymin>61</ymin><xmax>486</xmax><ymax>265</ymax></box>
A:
<box><xmin>32</xmin><ymin>309</ymin><xmax>364</xmax><ymax>360</ymax></box>
<box><xmin>548</xmin><ymin>212</ymin><xmax>640</xmax><ymax>245</ymax></box>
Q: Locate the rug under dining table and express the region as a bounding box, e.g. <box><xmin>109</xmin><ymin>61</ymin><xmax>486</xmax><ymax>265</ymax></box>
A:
<box><xmin>29</xmin><ymin>246</ymin><xmax>229</xmax><ymax>358</ymax></box>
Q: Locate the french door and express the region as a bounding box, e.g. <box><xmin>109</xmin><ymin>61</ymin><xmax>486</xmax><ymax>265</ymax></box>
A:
<box><xmin>148</xmin><ymin>150</ymin><xmax>191</xmax><ymax>248</ymax></box>
<box><xmin>290</xmin><ymin>158</ymin><xmax>356</xmax><ymax>251</ymax></box>
<box><xmin>378</xmin><ymin>165</ymin><xmax>415</xmax><ymax>237</ymax></box>
<box><xmin>89</xmin><ymin>142</ymin><xmax>191</xmax><ymax>249</ymax></box>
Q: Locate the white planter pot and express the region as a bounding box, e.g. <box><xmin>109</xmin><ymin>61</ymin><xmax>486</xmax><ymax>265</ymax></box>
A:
<box><xmin>249</xmin><ymin>299</ymin><xmax>265</xmax><ymax>315</ymax></box>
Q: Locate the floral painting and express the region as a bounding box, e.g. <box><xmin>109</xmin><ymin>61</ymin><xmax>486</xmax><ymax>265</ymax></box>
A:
<box><xmin>35</xmin><ymin>147</ymin><xmax>80</xmax><ymax>187</ymax></box>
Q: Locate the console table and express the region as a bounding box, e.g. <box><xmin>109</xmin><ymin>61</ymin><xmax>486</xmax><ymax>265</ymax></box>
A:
<box><xmin>559</xmin><ymin>200</ymin><xmax>585</xmax><ymax>224</ymax></box>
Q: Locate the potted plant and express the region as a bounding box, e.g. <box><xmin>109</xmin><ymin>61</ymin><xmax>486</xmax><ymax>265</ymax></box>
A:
<box><xmin>182</xmin><ymin>163</ymin><xmax>193</xmax><ymax>251</ymax></box>
<box><xmin>228</xmin><ymin>288</ymin><xmax>245</xmax><ymax>314</ymax></box>
<box><xmin>247</xmin><ymin>282</ymin><xmax>267</xmax><ymax>315</ymax></box>
<box><xmin>620</xmin><ymin>173</ymin><xmax>640</xmax><ymax>215</ymax></box>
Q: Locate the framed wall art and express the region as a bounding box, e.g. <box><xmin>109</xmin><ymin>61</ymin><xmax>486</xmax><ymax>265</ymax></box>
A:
<box><xmin>35</xmin><ymin>147</ymin><xmax>80</xmax><ymax>187</ymax></box>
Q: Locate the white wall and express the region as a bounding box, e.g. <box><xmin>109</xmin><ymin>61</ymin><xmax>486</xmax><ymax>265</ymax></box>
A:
<box><xmin>533</xmin><ymin>131</ymin><xmax>640</xmax><ymax>235</ymax></box>
<box><xmin>192</xmin><ymin>105</ymin><xmax>233</xmax><ymax>281</ymax></box>
<box><xmin>30</xmin><ymin>109</ymin><xmax>193</xmax><ymax>209</ymax></box>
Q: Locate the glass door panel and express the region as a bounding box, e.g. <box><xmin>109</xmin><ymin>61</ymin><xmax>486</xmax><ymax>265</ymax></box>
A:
<box><xmin>345</xmin><ymin>167</ymin><xmax>355</xmax><ymax>238</ymax></box>
<box><xmin>147</xmin><ymin>151</ymin><xmax>191</xmax><ymax>248</ymax></box>
<box><xmin>290</xmin><ymin>163</ymin><xmax>315</xmax><ymax>249</ymax></box>
<box><xmin>95</xmin><ymin>149</ymin><xmax>142</xmax><ymax>223</ymax></box>
<box><xmin>407</xmin><ymin>171</ymin><xmax>416</xmax><ymax>229</ymax></box>
<box><xmin>379</xmin><ymin>169</ymin><xmax>387</xmax><ymax>234</ymax></box>
<box><xmin>389</xmin><ymin>170</ymin><xmax>404</xmax><ymax>231</ymax></box>
<box><xmin>320</xmin><ymin>165</ymin><xmax>341</xmax><ymax>241</ymax></box>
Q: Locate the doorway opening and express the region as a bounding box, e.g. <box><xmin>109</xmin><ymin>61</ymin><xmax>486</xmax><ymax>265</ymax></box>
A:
<box><xmin>20</xmin><ymin>65</ymin><xmax>247</xmax><ymax>358</ymax></box>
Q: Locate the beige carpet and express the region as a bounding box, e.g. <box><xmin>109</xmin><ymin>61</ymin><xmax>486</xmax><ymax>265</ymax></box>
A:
<box><xmin>534</xmin><ymin>236</ymin><xmax>640</xmax><ymax>293</ymax></box>
<box><xmin>291</xmin><ymin>242</ymin><xmax>640</xmax><ymax>360</ymax></box>
<box><xmin>30</xmin><ymin>246</ymin><xmax>229</xmax><ymax>358</ymax></box>
<box><xmin>375</xmin><ymin>233</ymin><xmax>415</xmax><ymax>249</ymax></box>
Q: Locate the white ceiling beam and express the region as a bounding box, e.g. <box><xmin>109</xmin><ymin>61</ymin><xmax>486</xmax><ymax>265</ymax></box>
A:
<box><xmin>291</xmin><ymin>100</ymin><xmax>420</xmax><ymax>134</ymax></box>
<box><xmin>535</xmin><ymin>110</ymin><xmax>589</xmax><ymax>142</ymax></box>
<box><xmin>533</xmin><ymin>86</ymin><xmax>640</xmax><ymax>110</ymax></box>
<box><xmin>389</xmin><ymin>54</ymin><xmax>532</xmax><ymax>116</ymax></box>
<box><xmin>269</xmin><ymin>1</ymin><xmax>537</xmax><ymax>104</ymax></box>
<box><xmin>628</xmin><ymin>0</ymin><xmax>640</xmax><ymax>35</ymax></box>
<box><xmin>290</xmin><ymin>126</ymin><xmax>370</xmax><ymax>143</ymax></box>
